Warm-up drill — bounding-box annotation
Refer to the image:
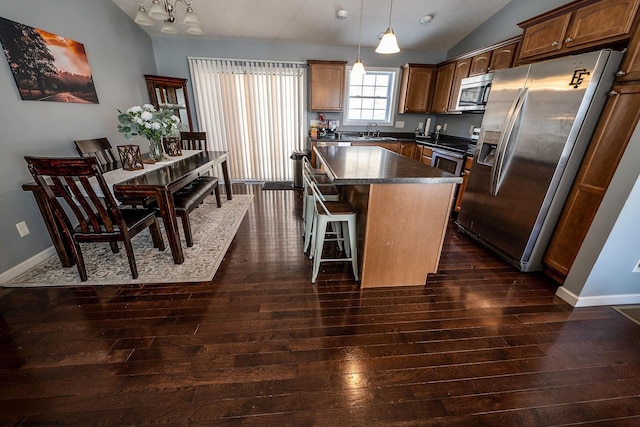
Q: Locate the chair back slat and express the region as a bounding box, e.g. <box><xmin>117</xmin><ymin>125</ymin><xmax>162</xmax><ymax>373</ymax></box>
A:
<box><xmin>25</xmin><ymin>156</ymin><xmax>121</xmax><ymax>237</ymax></box>
<box><xmin>308</xmin><ymin>179</ymin><xmax>331</xmax><ymax>217</ymax></box>
<box><xmin>74</xmin><ymin>137</ymin><xmax>118</xmax><ymax>166</ymax></box>
<box><xmin>180</xmin><ymin>131</ymin><xmax>207</xmax><ymax>151</ymax></box>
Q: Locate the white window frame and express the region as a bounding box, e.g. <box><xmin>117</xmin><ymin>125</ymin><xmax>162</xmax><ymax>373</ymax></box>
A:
<box><xmin>343</xmin><ymin>66</ymin><xmax>400</xmax><ymax>127</ymax></box>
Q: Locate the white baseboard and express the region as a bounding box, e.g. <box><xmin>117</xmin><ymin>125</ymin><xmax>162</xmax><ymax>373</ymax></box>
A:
<box><xmin>556</xmin><ymin>285</ymin><xmax>640</xmax><ymax>307</ymax></box>
<box><xmin>0</xmin><ymin>247</ymin><xmax>57</xmax><ymax>285</ymax></box>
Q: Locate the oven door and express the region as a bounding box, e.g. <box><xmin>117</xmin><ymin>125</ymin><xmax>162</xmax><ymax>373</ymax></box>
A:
<box><xmin>431</xmin><ymin>148</ymin><xmax>464</xmax><ymax>176</ymax></box>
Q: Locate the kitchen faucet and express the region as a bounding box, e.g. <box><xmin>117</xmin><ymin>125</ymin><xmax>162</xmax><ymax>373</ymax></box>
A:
<box><xmin>365</xmin><ymin>122</ymin><xmax>379</xmax><ymax>137</ymax></box>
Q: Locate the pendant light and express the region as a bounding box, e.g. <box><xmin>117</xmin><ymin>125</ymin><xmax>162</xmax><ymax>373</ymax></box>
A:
<box><xmin>376</xmin><ymin>0</ymin><xmax>400</xmax><ymax>54</ymax></box>
<box><xmin>352</xmin><ymin>0</ymin><xmax>366</xmax><ymax>78</ymax></box>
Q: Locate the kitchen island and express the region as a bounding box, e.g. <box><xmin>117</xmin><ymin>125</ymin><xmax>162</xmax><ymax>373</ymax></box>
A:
<box><xmin>314</xmin><ymin>145</ymin><xmax>462</xmax><ymax>288</ymax></box>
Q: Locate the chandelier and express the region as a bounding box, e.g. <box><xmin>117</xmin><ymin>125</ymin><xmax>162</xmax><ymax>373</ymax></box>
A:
<box><xmin>135</xmin><ymin>0</ymin><xmax>202</xmax><ymax>35</ymax></box>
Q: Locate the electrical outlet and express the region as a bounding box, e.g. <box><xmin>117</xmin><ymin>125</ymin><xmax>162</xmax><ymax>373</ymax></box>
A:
<box><xmin>443</xmin><ymin>123</ymin><xmax>448</xmax><ymax>133</ymax></box>
<box><xmin>16</xmin><ymin>221</ymin><xmax>30</xmax><ymax>237</ymax></box>
<box><xmin>418</xmin><ymin>122</ymin><xmax>424</xmax><ymax>130</ymax></box>
<box><xmin>395</xmin><ymin>121</ymin><xmax>405</xmax><ymax>128</ymax></box>
<box><xmin>633</xmin><ymin>259</ymin><xmax>640</xmax><ymax>273</ymax></box>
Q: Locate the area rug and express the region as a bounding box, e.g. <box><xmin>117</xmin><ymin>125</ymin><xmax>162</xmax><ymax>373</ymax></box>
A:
<box><xmin>613</xmin><ymin>305</ymin><xmax>640</xmax><ymax>326</ymax></box>
<box><xmin>4</xmin><ymin>194</ymin><xmax>253</xmax><ymax>287</ymax></box>
<box><xmin>262</xmin><ymin>181</ymin><xmax>295</xmax><ymax>190</ymax></box>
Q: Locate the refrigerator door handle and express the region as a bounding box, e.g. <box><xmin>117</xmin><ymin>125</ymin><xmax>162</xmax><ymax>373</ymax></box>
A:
<box><xmin>491</xmin><ymin>88</ymin><xmax>528</xmax><ymax>195</ymax></box>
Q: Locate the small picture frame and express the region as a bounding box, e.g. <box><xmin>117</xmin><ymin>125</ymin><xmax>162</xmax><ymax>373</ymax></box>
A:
<box><xmin>117</xmin><ymin>145</ymin><xmax>144</xmax><ymax>171</ymax></box>
<box><xmin>163</xmin><ymin>137</ymin><xmax>182</xmax><ymax>157</ymax></box>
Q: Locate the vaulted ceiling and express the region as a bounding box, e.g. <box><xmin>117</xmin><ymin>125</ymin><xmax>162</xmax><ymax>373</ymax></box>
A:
<box><xmin>112</xmin><ymin>0</ymin><xmax>513</xmax><ymax>51</ymax></box>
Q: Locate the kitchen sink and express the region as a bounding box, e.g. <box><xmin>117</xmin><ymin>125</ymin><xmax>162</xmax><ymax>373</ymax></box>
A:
<box><xmin>343</xmin><ymin>135</ymin><xmax>397</xmax><ymax>142</ymax></box>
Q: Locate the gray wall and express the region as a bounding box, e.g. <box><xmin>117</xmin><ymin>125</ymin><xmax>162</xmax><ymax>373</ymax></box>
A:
<box><xmin>449</xmin><ymin>0</ymin><xmax>571</xmax><ymax>57</ymax></box>
<box><xmin>0</xmin><ymin>1</ymin><xmax>156</xmax><ymax>277</ymax></box>
<box><xmin>152</xmin><ymin>37</ymin><xmax>446</xmax><ymax>137</ymax></box>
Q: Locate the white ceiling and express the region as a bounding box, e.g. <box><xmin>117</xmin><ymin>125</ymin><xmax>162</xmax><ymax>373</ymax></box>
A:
<box><xmin>112</xmin><ymin>0</ymin><xmax>513</xmax><ymax>51</ymax></box>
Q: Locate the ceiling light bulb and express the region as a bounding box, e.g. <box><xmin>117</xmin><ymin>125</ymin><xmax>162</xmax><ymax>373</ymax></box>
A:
<box><xmin>183</xmin><ymin>6</ymin><xmax>200</xmax><ymax>26</ymax></box>
<box><xmin>420</xmin><ymin>15</ymin><xmax>433</xmax><ymax>24</ymax></box>
<box><xmin>148</xmin><ymin>0</ymin><xmax>169</xmax><ymax>20</ymax></box>
<box><xmin>161</xmin><ymin>21</ymin><xmax>178</xmax><ymax>34</ymax></box>
<box><xmin>134</xmin><ymin>6</ymin><xmax>155</xmax><ymax>26</ymax></box>
<box><xmin>376</xmin><ymin>28</ymin><xmax>400</xmax><ymax>54</ymax></box>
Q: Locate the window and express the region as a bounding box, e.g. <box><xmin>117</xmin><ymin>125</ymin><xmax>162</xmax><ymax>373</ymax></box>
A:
<box><xmin>344</xmin><ymin>67</ymin><xmax>399</xmax><ymax>126</ymax></box>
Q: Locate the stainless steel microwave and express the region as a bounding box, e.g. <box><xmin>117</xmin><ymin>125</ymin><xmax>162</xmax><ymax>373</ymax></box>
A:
<box><xmin>456</xmin><ymin>73</ymin><xmax>494</xmax><ymax>111</ymax></box>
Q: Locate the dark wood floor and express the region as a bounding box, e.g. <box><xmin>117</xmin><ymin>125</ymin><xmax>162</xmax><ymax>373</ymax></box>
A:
<box><xmin>2</xmin><ymin>184</ymin><xmax>640</xmax><ymax>426</ymax></box>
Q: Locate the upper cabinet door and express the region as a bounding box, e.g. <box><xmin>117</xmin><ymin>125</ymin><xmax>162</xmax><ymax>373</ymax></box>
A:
<box><xmin>489</xmin><ymin>42</ymin><xmax>519</xmax><ymax>71</ymax></box>
<box><xmin>448</xmin><ymin>58</ymin><xmax>472</xmax><ymax>112</ymax></box>
<box><xmin>308</xmin><ymin>60</ymin><xmax>347</xmax><ymax>112</ymax></box>
<box><xmin>431</xmin><ymin>62</ymin><xmax>456</xmax><ymax>114</ymax></box>
<box><xmin>519</xmin><ymin>14</ymin><xmax>571</xmax><ymax>60</ymax></box>
<box><xmin>398</xmin><ymin>64</ymin><xmax>436</xmax><ymax>114</ymax></box>
<box><xmin>469</xmin><ymin>52</ymin><xmax>493</xmax><ymax>76</ymax></box>
<box><xmin>564</xmin><ymin>0</ymin><xmax>640</xmax><ymax>50</ymax></box>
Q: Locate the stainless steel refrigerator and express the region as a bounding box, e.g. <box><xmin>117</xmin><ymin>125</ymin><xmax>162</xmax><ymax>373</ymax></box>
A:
<box><xmin>456</xmin><ymin>49</ymin><xmax>623</xmax><ymax>272</ymax></box>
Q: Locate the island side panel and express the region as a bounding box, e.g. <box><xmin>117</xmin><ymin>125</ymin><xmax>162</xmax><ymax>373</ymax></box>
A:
<box><xmin>360</xmin><ymin>183</ymin><xmax>456</xmax><ymax>288</ymax></box>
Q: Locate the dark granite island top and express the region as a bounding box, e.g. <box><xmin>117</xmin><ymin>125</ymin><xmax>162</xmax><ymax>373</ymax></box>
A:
<box><xmin>314</xmin><ymin>145</ymin><xmax>462</xmax><ymax>185</ymax></box>
<box><xmin>313</xmin><ymin>145</ymin><xmax>462</xmax><ymax>289</ymax></box>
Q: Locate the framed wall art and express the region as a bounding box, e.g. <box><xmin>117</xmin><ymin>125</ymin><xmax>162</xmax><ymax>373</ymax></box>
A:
<box><xmin>0</xmin><ymin>17</ymin><xmax>98</xmax><ymax>104</ymax></box>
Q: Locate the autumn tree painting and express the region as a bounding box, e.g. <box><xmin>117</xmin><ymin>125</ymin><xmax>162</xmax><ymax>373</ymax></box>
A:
<box><xmin>0</xmin><ymin>17</ymin><xmax>98</xmax><ymax>104</ymax></box>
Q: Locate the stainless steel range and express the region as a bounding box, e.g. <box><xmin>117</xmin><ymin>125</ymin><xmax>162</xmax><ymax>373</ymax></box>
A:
<box><xmin>416</xmin><ymin>130</ymin><xmax>478</xmax><ymax>176</ymax></box>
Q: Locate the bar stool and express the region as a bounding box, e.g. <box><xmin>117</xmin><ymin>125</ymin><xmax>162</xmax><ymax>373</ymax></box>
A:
<box><xmin>302</xmin><ymin>167</ymin><xmax>340</xmax><ymax>253</ymax></box>
<box><xmin>301</xmin><ymin>156</ymin><xmax>334</xmax><ymax>220</ymax></box>
<box><xmin>308</xmin><ymin>179</ymin><xmax>359</xmax><ymax>284</ymax></box>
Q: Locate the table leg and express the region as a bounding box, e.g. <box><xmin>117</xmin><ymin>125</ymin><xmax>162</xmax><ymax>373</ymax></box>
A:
<box><xmin>155</xmin><ymin>190</ymin><xmax>184</xmax><ymax>264</ymax></box>
<box><xmin>221</xmin><ymin>159</ymin><xmax>233</xmax><ymax>200</ymax></box>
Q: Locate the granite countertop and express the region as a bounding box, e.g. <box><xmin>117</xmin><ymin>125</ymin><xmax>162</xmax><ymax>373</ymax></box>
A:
<box><xmin>314</xmin><ymin>146</ymin><xmax>463</xmax><ymax>185</ymax></box>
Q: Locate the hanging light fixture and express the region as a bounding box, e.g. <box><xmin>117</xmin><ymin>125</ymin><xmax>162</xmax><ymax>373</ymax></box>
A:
<box><xmin>376</xmin><ymin>0</ymin><xmax>400</xmax><ymax>54</ymax></box>
<box><xmin>138</xmin><ymin>0</ymin><xmax>202</xmax><ymax>35</ymax></box>
<box><xmin>352</xmin><ymin>0</ymin><xmax>366</xmax><ymax>78</ymax></box>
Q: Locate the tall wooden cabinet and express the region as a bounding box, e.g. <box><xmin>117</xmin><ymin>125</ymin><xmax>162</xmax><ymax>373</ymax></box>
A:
<box><xmin>539</xmin><ymin>0</ymin><xmax>640</xmax><ymax>281</ymax></box>
<box><xmin>144</xmin><ymin>75</ymin><xmax>193</xmax><ymax>131</ymax></box>
<box><xmin>307</xmin><ymin>60</ymin><xmax>347</xmax><ymax>112</ymax></box>
<box><xmin>398</xmin><ymin>64</ymin><xmax>436</xmax><ymax>114</ymax></box>
<box><xmin>431</xmin><ymin>62</ymin><xmax>456</xmax><ymax>114</ymax></box>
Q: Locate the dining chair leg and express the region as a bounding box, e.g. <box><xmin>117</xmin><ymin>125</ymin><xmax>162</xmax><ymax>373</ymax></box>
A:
<box><xmin>122</xmin><ymin>238</ymin><xmax>139</xmax><ymax>279</ymax></box>
<box><xmin>149</xmin><ymin>221</ymin><xmax>165</xmax><ymax>251</ymax></box>
<box><xmin>109</xmin><ymin>242</ymin><xmax>120</xmax><ymax>253</ymax></box>
<box><xmin>73</xmin><ymin>242</ymin><xmax>88</xmax><ymax>282</ymax></box>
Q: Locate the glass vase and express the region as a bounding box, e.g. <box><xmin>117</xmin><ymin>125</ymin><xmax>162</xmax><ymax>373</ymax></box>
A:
<box><xmin>148</xmin><ymin>137</ymin><xmax>165</xmax><ymax>162</ymax></box>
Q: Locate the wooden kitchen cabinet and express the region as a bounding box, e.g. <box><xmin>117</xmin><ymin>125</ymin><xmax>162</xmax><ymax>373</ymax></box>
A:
<box><xmin>518</xmin><ymin>0</ymin><xmax>640</xmax><ymax>62</ymax></box>
<box><xmin>469</xmin><ymin>52</ymin><xmax>493</xmax><ymax>76</ymax></box>
<box><xmin>448</xmin><ymin>58</ymin><xmax>472</xmax><ymax>112</ymax></box>
<box><xmin>398</xmin><ymin>64</ymin><xmax>436</xmax><ymax>114</ymax></box>
<box><xmin>420</xmin><ymin>146</ymin><xmax>433</xmax><ymax>166</ymax></box>
<box><xmin>308</xmin><ymin>60</ymin><xmax>347</xmax><ymax>112</ymax></box>
<box><xmin>398</xmin><ymin>141</ymin><xmax>416</xmax><ymax>158</ymax></box>
<box><xmin>431</xmin><ymin>62</ymin><xmax>456</xmax><ymax>114</ymax></box>
<box><xmin>454</xmin><ymin>156</ymin><xmax>474</xmax><ymax>212</ymax></box>
<box><xmin>543</xmin><ymin>81</ymin><xmax>640</xmax><ymax>281</ymax></box>
<box><xmin>145</xmin><ymin>74</ymin><xmax>193</xmax><ymax>131</ymax></box>
<box><xmin>489</xmin><ymin>42</ymin><xmax>519</xmax><ymax>71</ymax></box>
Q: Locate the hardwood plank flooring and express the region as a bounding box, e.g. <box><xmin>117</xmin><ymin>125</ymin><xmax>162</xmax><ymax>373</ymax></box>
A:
<box><xmin>2</xmin><ymin>183</ymin><xmax>640</xmax><ymax>426</ymax></box>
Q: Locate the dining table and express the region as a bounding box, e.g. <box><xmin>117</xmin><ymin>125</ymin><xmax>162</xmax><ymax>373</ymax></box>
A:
<box><xmin>23</xmin><ymin>149</ymin><xmax>232</xmax><ymax>267</ymax></box>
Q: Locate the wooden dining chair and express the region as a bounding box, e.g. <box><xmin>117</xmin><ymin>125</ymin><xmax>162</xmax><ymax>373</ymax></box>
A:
<box><xmin>178</xmin><ymin>130</ymin><xmax>221</xmax><ymax>204</ymax></box>
<box><xmin>73</xmin><ymin>137</ymin><xmax>118</xmax><ymax>170</ymax></box>
<box><xmin>180</xmin><ymin>131</ymin><xmax>208</xmax><ymax>150</ymax></box>
<box><xmin>24</xmin><ymin>156</ymin><xmax>166</xmax><ymax>281</ymax></box>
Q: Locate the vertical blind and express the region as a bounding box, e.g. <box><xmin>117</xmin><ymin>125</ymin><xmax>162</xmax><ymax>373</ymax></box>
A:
<box><xmin>188</xmin><ymin>58</ymin><xmax>307</xmax><ymax>182</ymax></box>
